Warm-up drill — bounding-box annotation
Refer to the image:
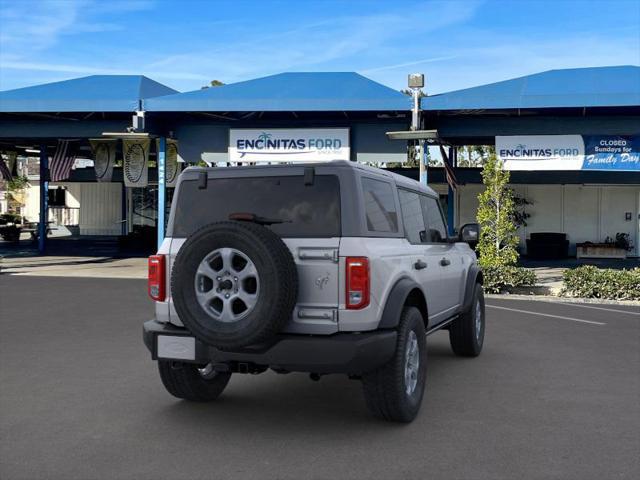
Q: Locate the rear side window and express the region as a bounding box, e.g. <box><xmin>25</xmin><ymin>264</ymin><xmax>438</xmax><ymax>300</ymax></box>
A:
<box><xmin>420</xmin><ymin>195</ymin><xmax>448</xmax><ymax>242</ymax></box>
<box><xmin>172</xmin><ymin>175</ymin><xmax>340</xmax><ymax>237</ymax></box>
<box><xmin>398</xmin><ymin>189</ymin><xmax>426</xmax><ymax>243</ymax></box>
<box><xmin>361</xmin><ymin>177</ymin><xmax>398</xmax><ymax>233</ymax></box>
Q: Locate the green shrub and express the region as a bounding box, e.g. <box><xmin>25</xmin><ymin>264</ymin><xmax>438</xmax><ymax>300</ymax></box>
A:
<box><xmin>561</xmin><ymin>266</ymin><xmax>640</xmax><ymax>300</ymax></box>
<box><xmin>482</xmin><ymin>265</ymin><xmax>537</xmax><ymax>294</ymax></box>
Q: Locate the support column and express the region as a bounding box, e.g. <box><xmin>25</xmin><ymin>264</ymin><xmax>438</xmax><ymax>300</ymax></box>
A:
<box><xmin>447</xmin><ymin>146</ymin><xmax>456</xmax><ymax>236</ymax></box>
<box><xmin>121</xmin><ymin>182</ymin><xmax>127</xmax><ymax>236</ymax></box>
<box><xmin>419</xmin><ymin>140</ymin><xmax>427</xmax><ymax>185</ymax></box>
<box><xmin>38</xmin><ymin>145</ymin><xmax>48</xmax><ymax>254</ymax></box>
<box><xmin>157</xmin><ymin>137</ymin><xmax>166</xmax><ymax>249</ymax></box>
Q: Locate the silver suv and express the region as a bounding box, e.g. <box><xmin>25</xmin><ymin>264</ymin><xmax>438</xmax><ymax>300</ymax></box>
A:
<box><xmin>144</xmin><ymin>161</ymin><xmax>484</xmax><ymax>422</ymax></box>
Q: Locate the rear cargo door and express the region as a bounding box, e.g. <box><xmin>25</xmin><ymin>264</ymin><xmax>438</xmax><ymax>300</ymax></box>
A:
<box><xmin>282</xmin><ymin>238</ymin><xmax>341</xmax><ymax>334</ymax></box>
<box><xmin>169</xmin><ymin>172</ymin><xmax>343</xmax><ymax>332</ymax></box>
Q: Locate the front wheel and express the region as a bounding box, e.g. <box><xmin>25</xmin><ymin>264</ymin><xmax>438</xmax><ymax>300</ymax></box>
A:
<box><xmin>362</xmin><ymin>306</ymin><xmax>427</xmax><ymax>423</ymax></box>
<box><xmin>158</xmin><ymin>361</ymin><xmax>231</xmax><ymax>402</ymax></box>
<box><xmin>449</xmin><ymin>283</ymin><xmax>485</xmax><ymax>357</ymax></box>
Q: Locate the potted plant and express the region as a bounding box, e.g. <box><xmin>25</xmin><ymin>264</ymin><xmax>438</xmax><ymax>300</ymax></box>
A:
<box><xmin>576</xmin><ymin>233</ymin><xmax>632</xmax><ymax>259</ymax></box>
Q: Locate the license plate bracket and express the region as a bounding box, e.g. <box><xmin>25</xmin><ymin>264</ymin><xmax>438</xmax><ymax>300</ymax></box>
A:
<box><xmin>157</xmin><ymin>335</ymin><xmax>196</xmax><ymax>361</ymax></box>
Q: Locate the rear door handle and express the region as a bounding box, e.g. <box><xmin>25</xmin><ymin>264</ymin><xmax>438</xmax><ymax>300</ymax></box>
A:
<box><xmin>414</xmin><ymin>260</ymin><xmax>427</xmax><ymax>270</ymax></box>
<box><xmin>440</xmin><ymin>257</ymin><xmax>451</xmax><ymax>267</ymax></box>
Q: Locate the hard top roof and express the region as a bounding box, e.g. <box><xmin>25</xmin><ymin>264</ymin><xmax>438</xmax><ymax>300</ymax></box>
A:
<box><xmin>183</xmin><ymin>160</ymin><xmax>437</xmax><ymax>196</ymax></box>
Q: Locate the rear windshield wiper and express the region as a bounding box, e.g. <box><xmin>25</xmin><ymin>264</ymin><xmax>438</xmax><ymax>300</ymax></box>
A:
<box><xmin>229</xmin><ymin>212</ymin><xmax>291</xmax><ymax>226</ymax></box>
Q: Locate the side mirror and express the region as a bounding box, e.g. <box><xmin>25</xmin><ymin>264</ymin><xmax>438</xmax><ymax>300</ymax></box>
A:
<box><xmin>459</xmin><ymin>223</ymin><xmax>480</xmax><ymax>244</ymax></box>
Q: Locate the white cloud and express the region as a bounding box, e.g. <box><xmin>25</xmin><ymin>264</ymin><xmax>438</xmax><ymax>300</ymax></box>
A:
<box><xmin>0</xmin><ymin>0</ymin><xmax>152</xmax><ymax>56</ymax></box>
<box><xmin>1</xmin><ymin>0</ymin><xmax>637</xmax><ymax>95</ymax></box>
<box><xmin>361</xmin><ymin>56</ymin><xmax>459</xmax><ymax>74</ymax></box>
<box><xmin>134</xmin><ymin>1</ymin><xmax>484</xmax><ymax>90</ymax></box>
<box><xmin>418</xmin><ymin>30</ymin><xmax>640</xmax><ymax>94</ymax></box>
<box><xmin>0</xmin><ymin>60</ymin><xmax>209</xmax><ymax>81</ymax></box>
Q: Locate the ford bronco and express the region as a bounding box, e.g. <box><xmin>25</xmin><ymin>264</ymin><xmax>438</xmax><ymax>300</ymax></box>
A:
<box><xmin>143</xmin><ymin>161</ymin><xmax>484</xmax><ymax>422</ymax></box>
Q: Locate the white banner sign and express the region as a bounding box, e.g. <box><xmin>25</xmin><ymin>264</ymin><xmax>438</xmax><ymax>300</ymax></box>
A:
<box><xmin>123</xmin><ymin>138</ymin><xmax>150</xmax><ymax>187</ymax></box>
<box><xmin>229</xmin><ymin>128</ymin><xmax>350</xmax><ymax>163</ymax></box>
<box><xmin>90</xmin><ymin>139</ymin><xmax>116</xmax><ymax>182</ymax></box>
<box><xmin>496</xmin><ymin>135</ymin><xmax>585</xmax><ymax>170</ymax></box>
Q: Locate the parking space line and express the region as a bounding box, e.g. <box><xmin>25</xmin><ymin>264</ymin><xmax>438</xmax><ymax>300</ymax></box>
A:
<box><xmin>486</xmin><ymin>304</ymin><xmax>606</xmax><ymax>325</ymax></box>
<box><xmin>547</xmin><ymin>302</ymin><xmax>640</xmax><ymax>316</ymax></box>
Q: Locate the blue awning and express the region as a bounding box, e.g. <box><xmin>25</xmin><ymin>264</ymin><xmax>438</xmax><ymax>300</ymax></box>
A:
<box><xmin>0</xmin><ymin>75</ymin><xmax>178</xmax><ymax>113</ymax></box>
<box><xmin>422</xmin><ymin>66</ymin><xmax>640</xmax><ymax>111</ymax></box>
<box><xmin>145</xmin><ymin>72</ymin><xmax>411</xmax><ymax>112</ymax></box>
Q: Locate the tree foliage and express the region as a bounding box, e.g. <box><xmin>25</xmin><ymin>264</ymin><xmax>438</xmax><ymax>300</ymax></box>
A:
<box><xmin>4</xmin><ymin>175</ymin><xmax>29</xmax><ymax>213</ymax></box>
<box><xmin>476</xmin><ymin>153</ymin><xmax>519</xmax><ymax>268</ymax></box>
<box><xmin>456</xmin><ymin>145</ymin><xmax>495</xmax><ymax>167</ymax></box>
<box><xmin>201</xmin><ymin>79</ymin><xmax>225</xmax><ymax>89</ymax></box>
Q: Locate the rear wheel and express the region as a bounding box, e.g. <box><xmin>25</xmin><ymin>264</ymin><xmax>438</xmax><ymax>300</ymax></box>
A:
<box><xmin>362</xmin><ymin>306</ymin><xmax>427</xmax><ymax>423</ymax></box>
<box><xmin>158</xmin><ymin>361</ymin><xmax>231</xmax><ymax>402</ymax></box>
<box><xmin>449</xmin><ymin>283</ymin><xmax>485</xmax><ymax>357</ymax></box>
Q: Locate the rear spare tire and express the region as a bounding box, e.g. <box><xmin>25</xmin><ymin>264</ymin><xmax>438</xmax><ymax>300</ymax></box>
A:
<box><xmin>171</xmin><ymin>221</ymin><xmax>298</xmax><ymax>349</ymax></box>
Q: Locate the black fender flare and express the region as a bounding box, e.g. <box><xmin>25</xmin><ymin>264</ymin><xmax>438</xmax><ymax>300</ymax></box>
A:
<box><xmin>461</xmin><ymin>264</ymin><xmax>483</xmax><ymax>313</ymax></box>
<box><xmin>378</xmin><ymin>277</ymin><xmax>428</xmax><ymax>329</ymax></box>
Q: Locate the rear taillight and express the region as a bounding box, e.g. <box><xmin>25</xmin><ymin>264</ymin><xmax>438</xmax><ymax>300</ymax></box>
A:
<box><xmin>148</xmin><ymin>255</ymin><xmax>166</xmax><ymax>301</ymax></box>
<box><xmin>346</xmin><ymin>257</ymin><xmax>369</xmax><ymax>309</ymax></box>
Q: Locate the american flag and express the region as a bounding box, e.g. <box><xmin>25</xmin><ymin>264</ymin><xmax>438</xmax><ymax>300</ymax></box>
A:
<box><xmin>439</xmin><ymin>145</ymin><xmax>458</xmax><ymax>190</ymax></box>
<box><xmin>0</xmin><ymin>157</ymin><xmax>12</xmax><ymax>181</ymax></box>
<box><xmin>49</xmin><ymin>140</ymin><xmax>78</xmax><ymax>182</ymax></box>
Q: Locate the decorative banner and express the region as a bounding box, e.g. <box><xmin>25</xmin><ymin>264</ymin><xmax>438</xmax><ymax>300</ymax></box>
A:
<box><xmin>156</xmin><ymin>138</ymin><xmax>181</xmax><ymax>187</ymax></box>
<box><xmin>497</xmin><ymin>135</ymin><xmax>585</xmax><ymax>170</ymax></box>
<box><xmin>122</xmin><ymin>138</ymin><xmax>150</xmax><ymax>187</ymax></box>
<box><xmin>90</xmin><ymin>139</ymin><xmax>116</xmax><ymax>182</ymax></box>
<box><xmin>582</xmin><ymin>136</ymin><xmax>640</xmax><ymax>171</ymax></box>
<box><xmin>229</xmin><ymin>128</ymin><xmax>350</xmax><ymax>163</ymax></box>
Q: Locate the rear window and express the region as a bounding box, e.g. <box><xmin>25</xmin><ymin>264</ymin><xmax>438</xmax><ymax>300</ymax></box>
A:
<box><xmin>171</xmin><ymin>175</ymin><xmax>341</xmax><ymax>238</ymax></box>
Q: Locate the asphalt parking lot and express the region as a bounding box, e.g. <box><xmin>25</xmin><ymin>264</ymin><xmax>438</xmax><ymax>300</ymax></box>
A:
<box><xmin>1</xmin><ymin>275</ymin><xmax>638</xmax><ymax>480</ymax></box>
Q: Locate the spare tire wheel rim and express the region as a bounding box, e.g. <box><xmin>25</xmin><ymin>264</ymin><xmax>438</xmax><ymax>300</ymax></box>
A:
<box><xmin>194</xmin><ymin>247</ymin><xmax>260</xmax><ymax>323</ymax></box>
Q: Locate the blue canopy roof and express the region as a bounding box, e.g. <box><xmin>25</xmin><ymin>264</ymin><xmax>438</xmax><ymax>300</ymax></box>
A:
<box><xmin>0</xmin><ymin>75</ymin><xmax>178</xmax><ymax>113</ymax></box>
<box><xmin>422</xmin><ymin>66</ymin><xmax>640</xmax><ymax>111</ymax></box>
<box><xmin>145</xmin><ymin>72</ymin><xmax>411</xmax><ymax>112</ymax></box>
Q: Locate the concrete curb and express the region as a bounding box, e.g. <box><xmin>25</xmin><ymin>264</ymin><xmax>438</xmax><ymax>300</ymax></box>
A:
<box><xmin>486</xmin><ymin>293</ymin><xmax>640</xmax><ymax>307</ymax></box>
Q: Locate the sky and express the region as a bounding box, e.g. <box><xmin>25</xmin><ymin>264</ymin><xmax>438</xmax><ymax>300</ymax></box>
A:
<box><xmin>0</xmin><ymin>0</ymin><xmax>639</xmax><ymax>94</ymax></box>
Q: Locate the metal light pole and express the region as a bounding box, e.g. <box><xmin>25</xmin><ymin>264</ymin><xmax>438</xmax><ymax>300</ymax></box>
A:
<box><xmin>408</xmin><ymin>73</ymin><xmax>426</xmax><ymax>185</ymax></box>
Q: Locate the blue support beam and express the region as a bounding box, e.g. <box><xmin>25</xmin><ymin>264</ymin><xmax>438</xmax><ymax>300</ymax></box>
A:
<box><xmin>38</xmin><ymin>145</ymin><xmax>48</xmax><ymax>254</ymax></box>
<box><xmin>157</xmin><ymin>137</ymin><xmax>166</xmax><ymax>249</ymax></box>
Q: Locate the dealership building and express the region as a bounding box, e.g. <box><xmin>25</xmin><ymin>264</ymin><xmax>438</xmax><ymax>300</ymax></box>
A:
<box><xmin>0</xmin><ymin>65</ymin><xmax>638</xmax><ymax>257</ymax></box>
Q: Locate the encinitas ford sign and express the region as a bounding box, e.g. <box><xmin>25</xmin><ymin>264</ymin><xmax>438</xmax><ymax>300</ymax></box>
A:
<box><xmin>496</xmin><ymin>135</ymin><xmax>585</xmax><ymax>170</ymax></box>
<box><xmin>229</xmin><ymin>128</ymin><xmax>350</xmax><ymax>162</ymax></box>
<box><xmin>497</xmin><ymin>135</ymin><xmax>640</xmax><ymax>171</ymax></box>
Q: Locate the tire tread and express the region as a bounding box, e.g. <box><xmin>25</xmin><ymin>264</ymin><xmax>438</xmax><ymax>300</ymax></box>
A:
<box><xmin>158</xmin><ymin>361</ymin><xmax>231</xmax><ymax>402</ymax></box>
<box><xmin>362</xmin><ymin>306</ymin><xmax>426</xmax><ymax>422</ymax></box>
<box><xmin>449</xmin><ymin>283</ymin><xmax>484</xmax><ymax>357</ymax></box>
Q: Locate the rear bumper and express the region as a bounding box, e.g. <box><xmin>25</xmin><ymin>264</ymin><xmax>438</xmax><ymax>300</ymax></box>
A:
<box><xmin>143</xmin><ymin>319</ymin><xmax>397</xmax><ymax>375</ymax></box>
